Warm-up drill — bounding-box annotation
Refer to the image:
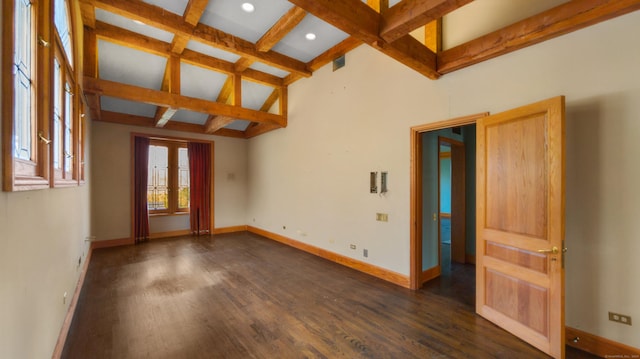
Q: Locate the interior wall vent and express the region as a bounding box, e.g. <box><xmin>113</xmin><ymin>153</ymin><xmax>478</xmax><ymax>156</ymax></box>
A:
<box><xmin>333</xmin><ymin>55</ymin><xmax>346</xmax><ymax>71</ymax></box>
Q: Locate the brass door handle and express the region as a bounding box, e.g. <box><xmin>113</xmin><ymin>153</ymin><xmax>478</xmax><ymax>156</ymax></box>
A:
<box><xmin>537</xmin><ymin>246</ymin><xmax>559</xmax><ymax>254</ymax></box>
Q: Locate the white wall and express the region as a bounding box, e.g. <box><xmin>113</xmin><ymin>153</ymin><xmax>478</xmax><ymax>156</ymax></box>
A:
<box><xmin>90</xmin><ymin>122</ymin><xmax>247</xmax><ymax>241</ymax></box>
<box><xmin>0</xmin><ymin>78</ymin><xmax>92</xmax><ymax>359</ymax></box>
<box><xmin>247</xmin><ymin>11</ymin><xmax>640</xmax><ymax>349</ymax></box>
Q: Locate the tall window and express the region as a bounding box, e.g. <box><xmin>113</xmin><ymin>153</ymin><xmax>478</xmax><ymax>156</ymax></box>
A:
<box><xmin>147</xmin><ymin>141</ymin><xmax>189</xmax><ymax>214</ymax></box>
<box><xmin>3</xmin><ymin>0</ymin><xmax>83</xmax><ymax>191</ymax></box>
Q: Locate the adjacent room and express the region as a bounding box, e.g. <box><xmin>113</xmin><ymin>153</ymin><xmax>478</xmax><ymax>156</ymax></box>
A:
<box><xmin>2</xmin><ymin>0</ymin><xmax>640</xmax><ymax>358</ymax></box>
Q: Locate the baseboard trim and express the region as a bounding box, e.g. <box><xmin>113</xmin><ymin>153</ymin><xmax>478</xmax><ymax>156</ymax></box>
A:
<box><xmin>247</xmin><ymin>226</ymin><xmax>410</xmax><ymax>288</ymax></box>
<box><xmin>420</xmin><ymin>266</ymin><xmax>441</xmax><ymax>284</ymax></box>
<box><xmin>51</xmin><ymin>246</ymin><xmax>93</xmax><ymax>359</ymax></box>
<box><xmin>90</xmin><ymin>237</ymin><xmax>134</xmax><ymax>249</ymax></box>
<box><xmin>566</xmin><ymin>326</ymin><xmax>640</xmax><ymax>357</ymax></box>
<box><xmin>214</xmin><ymin>225</ymin><xmax>248</xmax><ymax>234</ymax></box>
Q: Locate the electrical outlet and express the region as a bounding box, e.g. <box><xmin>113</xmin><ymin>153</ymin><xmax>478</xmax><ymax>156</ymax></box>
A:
<box><xmin>350</xmin><ymin>244</ymin><xmax>356</xmax><ymax>250</ymax></box>
<box><xmin>363</xmin><ymin>249</ymin><xmax>368</xmax><ymax>258</ymax></box>
<box><xmin>609</xmin><ymin>312</ymin><xmax>632</xmax><ymax>326</ymax></box>
<box><xmin>376</xmin><ymin>213</ymin><xmax>388</xmax><ymax>222</ymax></box>
<box><xmin>63</xmin><ymin>292</ymin><xmax>67</xmax><ymax>305</ymax></box>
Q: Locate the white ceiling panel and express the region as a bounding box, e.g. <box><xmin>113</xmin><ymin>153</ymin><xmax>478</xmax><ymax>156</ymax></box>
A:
<box><xmin>98</xmin><ymin>40</ymin><xmax>167</xmax><ymax>90</ymax></box>
<box><xmin>242</xmin><ymin>80</ymin><xmax>275</xmax><ymax>111</ymax></box>
<box><xmin>249</xmin><ymin>62</ymin><xmax>290</xmax><ymax>78</ymax></box>
<box><xmin>272</xmin><ymin>14</ymin><xmax>350</xmax><ymax>62</ymax></box>
<box><xmin>101</xmin><ymin>96</ymin><xmax>157</xmax><ymax>118</ymax></box>
<box><xmin>95</xmin><ymin>9</ymin><xmax>175</xmax><ymax>43</ymax></box>
<box><xmin>172</xmin><ymin>110</ymin><xmax>209</xmax><ymax>125</ymax></box>
<box><xmin>200</xmin><ymin>0</ymin><xmax>293</xmax><ymax>43</ymax></box>
<box><xmin>225</xmin><ymin>120</ymin><xmax>251</xmax><ymax>131</ymax></box>
<box><xmin>141</xmin><ymin>0</ymin><xmax>189</xmax><ymax>16</ymax></box>
<box><xmin>185</xmin><ymin>40</ymin><xmax>242</xmax><ymax>63</ymax></box>
<box><xmin>180</xmin><ymin>62</ymin><xmax>228</xmax><ymax>102</ymax></box>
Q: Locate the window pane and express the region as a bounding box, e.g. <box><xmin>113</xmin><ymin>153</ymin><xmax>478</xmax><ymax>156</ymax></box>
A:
<box><xmin>148</xmin><ymin>145</ymin><xmax>168</xmax><ymax>211</ymax></box>
<box><xmin>64</xmin><ymin>82</ymin><xmax>73</xmax><ymax>173</ymax></box>
<box><xmin>13</xmin><ymin>0</ymin><xmax>33</xmax><ymax>161</ymax></box>
<box><xmin>54</xmin><ymin>0</ymin><xmax>73</xmax><ymax>66</ymax></box>
<box><xmin>178</xmin><ymin>147</ymin><xmax>190</xmax><ymax>209</ymax></box>
<box><xmin>53</xmin><ymin>58</ymin><xmax>63</xmax><ymax>170</ymax></box>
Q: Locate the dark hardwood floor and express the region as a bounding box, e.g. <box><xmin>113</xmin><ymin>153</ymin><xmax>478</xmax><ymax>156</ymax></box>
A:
<box><xmin>62</xmin><ymin>232</ymin><xmax>597</xmax><ymax>358</ymax></box>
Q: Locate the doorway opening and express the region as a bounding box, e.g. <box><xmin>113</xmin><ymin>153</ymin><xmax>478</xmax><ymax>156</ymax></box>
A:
<box><xmin>409</xmin><ymin>113</ymin><xmax>488</xmax><ymax>303</ymax></box>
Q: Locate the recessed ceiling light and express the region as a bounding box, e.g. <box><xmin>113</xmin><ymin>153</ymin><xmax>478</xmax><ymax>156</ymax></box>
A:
<box><xmin>241</xmin><ymin>3</ymin><xmax>255</xmax><ymax>13</ymax></box>
<box><xmin>305</xmin><ymin>33</ymin><xmax>317</xmax><ymax>41</ymax></box>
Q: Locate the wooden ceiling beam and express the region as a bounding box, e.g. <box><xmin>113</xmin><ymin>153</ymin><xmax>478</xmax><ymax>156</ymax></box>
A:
<box><xmin>380</xmin><ymin>0</ymin><xmax>473</xmax><ymax>43</ymax></box>
<box><xmin>170</xmin><ymin>0</ymin><xmax>209</xmax><ymax>54</ymax></box>
<box><xmin>367</xmin><ymin>0</ymin><xmax>389</xmax><ymax>14</ymax></box>
<box><xmin>93</xmin><ymin>21</ymin><xmax>283</xmax><ymax>87</ymax></box>
<box><xmin>438</xmin><ymin>0</ymin><xmax>640</xmax><ymax>74</ymax></box>
<box><xmin>89</xmin><ymin>0</ymin><xmax>311</xmax><ymax>77</ymax></box>
<box><xmin>256</xmin><ymin>6</ymin><xmax>307</xmax><ymax>52</ymax></box>
<box><xmin>80</xmin><ymin>1</ymin><xmax>96</xmax><ymax>28</ymax></box>
<box><xmin>245</xmin><ymin>87</ymin><xmax>286</xmax><ymax>138</ymax></box>
<box><xmin>204</xmin><ymin>116</ymin><xmax>235</xmax><ymax>133</ymax></box>
<box><xmin>154</xmin><ymin>55</ymin><xmax>180</xmax><ymax>127</ymax></box>
<box><xmin>98</xmin><ymin>110</ymin><xmax>246</xmax><ymax>138</ymax></box>
<box><xmin>288</xmin><ymin>0</ymin><xmax>439</xmax><ymax>79</ymax></box>
<box><xmin>84</xmin><ymin>77</ymin><xmax>286</xmax><ymax>126</ymax></box>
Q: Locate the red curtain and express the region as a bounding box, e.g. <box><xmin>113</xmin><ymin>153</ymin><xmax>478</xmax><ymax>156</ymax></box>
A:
<box><xmin>134</xmin><ymin>136</ymin><xmax>150</xmax><ymax>243</ymax></box>
<box><xmin>188</xmin><ymin>142</ymin><xmax>212</xmax><ymax>235</ymax></box>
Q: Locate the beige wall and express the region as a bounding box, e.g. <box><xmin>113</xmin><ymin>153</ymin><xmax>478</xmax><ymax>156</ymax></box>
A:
<box><xmin>90</xmin><ymin>122</ymin><xmax>248</xmax><ymax>241</ymax></box>
<box><xmin>247</xmin><ymin>11</ymin><xmax>640</xmax><ymax>348</ymax></box>
<box><xmin>0</xmin><ymin>87</ymin><xmax>92</xmax><ymax>359</ymax></box>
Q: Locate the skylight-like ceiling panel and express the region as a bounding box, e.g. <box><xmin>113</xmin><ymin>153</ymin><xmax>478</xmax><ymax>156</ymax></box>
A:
<box><xmin>172</xmin><ymin>110</ymin><xmax>209</xmax><ymax>125</ymax></box>
<box><xmin>186</xmin><ymin>40</ymin><xmax>241</xmax><ymax>63</ymax></box>
<box><xmin>141</xmin><ymin>0</ymin><xmax>189</xmax><ymax>16</ymax></box>
<box><xmin>242</xmin><ymin>80</ymin><xmax>274</xmax><ymax>111</ymax></box>
<box><xmin>249</xmin><ymin>62</ymin><xmax>290</xmax><ymax>78</ymax></box>
<box><xmin>225</xmin><ymin>120</ymin><xmax>251</xmax><ymax>131</ymax></box>
<box><xmin>272</xmin><ymin>14</ymin><xmax>350</xmax><ymax>63</ymax></box>
<box><xmin>95</xmin><ymin>9</ymin><xmax>174</xmax><ymax>43</ymax></box>
<box><xmin>199</xmin><ymin>0</ymin><xmax>294</xmax><ymax>43</ymax></box>
<box><xmin>180</xmin><ymin>62</ymin><xmax>228</xmax><ymax>102</ymax></box>
<box><xmin>98</xmin><ymin>40</ymin><xmax>166</xmax><ymax>90</ymax></box>
<box><xmin>101</xmin><ymin>96</ymin><xmax>157</xmax><ymax>118</ymax></box>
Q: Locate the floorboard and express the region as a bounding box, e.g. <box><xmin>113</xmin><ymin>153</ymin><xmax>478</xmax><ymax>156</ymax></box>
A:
<box><xmin>62</xmin><ymin>232</ymin><xmax>598</xmax><ymax>358</ymax></box>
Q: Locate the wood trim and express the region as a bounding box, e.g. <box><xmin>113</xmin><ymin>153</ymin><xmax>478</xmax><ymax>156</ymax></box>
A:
<box><xmin>213</xmin><ymin>225</ymin><xmax>249</xmax><ymax>235</ymax></box>
<box><xmin>148</xmin><ymin>230</ymin><xmax>191</xmax><ymax>240</ymax></box>
<box><xmin>51</xmin><ymin>245</ymin><xmax>93</xmax><ymax>359</ymax></box>
<box><xmin>465</xmin><ymin>254</ymin><xmax>476</xmax><ymax>264</ymax></box>
<box><xmin>420</xmin><ymin>266</ymin><xmax>441</xmax><ymax>284</ymax></box>
<box><xmin>410</xmin><ymin>112</ymin><xmax>488</xmax><ymax>290</ymax></box>
<box><xmin>90</xmin><ymin>237</ymin><xmax>135</xmax><ymax>249</ymax></box>
<box><xmin>247</xmin><ymin>226</ymin><xmax>411</xmax><ymax>288</ymax></box>
<box><xmin>566</xmin><ymin>326</ymin><xmax>640</xmax><ymax>358</ymax></box>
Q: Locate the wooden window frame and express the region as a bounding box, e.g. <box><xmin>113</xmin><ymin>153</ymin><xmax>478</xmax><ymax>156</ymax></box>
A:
<box><xmin>148</xmin><ymin>139</ymin><xmax>190</xmax><ymax>216</ymax></box>
<box><xmin>2</xmin><ymin>0</ymin><xmax>83</xmax><ymax>191</ymax></box>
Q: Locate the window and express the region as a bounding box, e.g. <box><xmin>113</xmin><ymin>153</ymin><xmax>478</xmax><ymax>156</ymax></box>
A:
<box><xmin>2</xmin><ymin>0</ymin><xmax>83</xmax><ymax>191</ymax></box>
<box><xmin>147</xmin><ymin>140</ymin><xmax>189</xmax><ymax>214</ymax></box>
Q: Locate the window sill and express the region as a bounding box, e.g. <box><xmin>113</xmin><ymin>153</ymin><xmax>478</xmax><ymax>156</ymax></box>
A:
<box><xmin>149</xmin><ymin>211</ymin><xmax>190</xmax><ymax>218</ymax></box>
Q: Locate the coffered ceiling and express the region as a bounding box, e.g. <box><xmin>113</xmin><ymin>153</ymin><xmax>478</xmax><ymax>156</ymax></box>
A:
<box><xmin>79</xmin><ymin>0</ymin><xmax>640</xmax><ymax>138</ymax></box>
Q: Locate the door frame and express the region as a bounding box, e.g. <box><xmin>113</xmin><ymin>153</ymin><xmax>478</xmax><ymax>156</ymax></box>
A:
<box><xmin>409</xmin><ymin>113</ymin><xmax>488</xmax><ymax>290</ymax></box>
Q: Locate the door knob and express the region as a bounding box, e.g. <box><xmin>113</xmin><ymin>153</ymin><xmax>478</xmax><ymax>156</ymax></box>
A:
<box><xmin>537</xmin><ymin>246</ymin><xmax>559</xmax><ymax>254</ymax></box>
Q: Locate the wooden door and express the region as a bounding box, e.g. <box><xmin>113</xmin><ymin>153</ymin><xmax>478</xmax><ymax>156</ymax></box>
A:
<box><xmin>476</xmin><ymin>96</ymin><xmax>565</xmax><ymax>358</ymax></box>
